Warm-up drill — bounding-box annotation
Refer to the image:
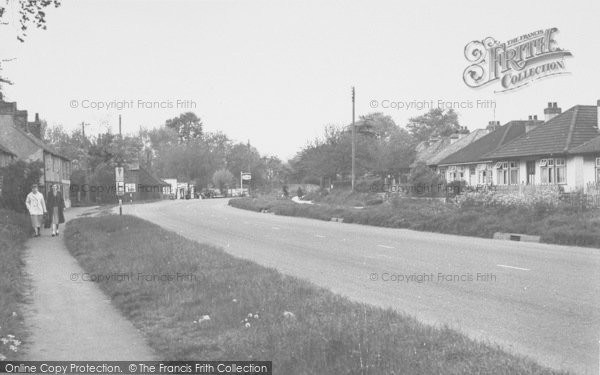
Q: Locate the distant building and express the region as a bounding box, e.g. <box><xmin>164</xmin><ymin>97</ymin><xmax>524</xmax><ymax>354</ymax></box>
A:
<box><xmin>0</xmin><ymin>94</ymin><xmax>72</xmax><ymax>206</ymax></box>
<box><xmin>411</xmin><ymin>130</ymin><xmax>488</xmax><ymax>171</ymax></box>
<box><xmin>123</xmin><ymin>164</ymin><xmax>170</xmax><ymax>201</ymax></box>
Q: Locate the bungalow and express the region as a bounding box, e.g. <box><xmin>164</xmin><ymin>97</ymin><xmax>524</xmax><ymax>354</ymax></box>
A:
<box><xmin>411</xmin><ymin>130</ymin><xmax>488</xmax><ymax>171</ymax></box>
<box><xmin>483</xmin><ymin>101</ymin><xmax>600</xmax><ymax>192</ymax></box>
<box><xmin>0</xmin><ymin>94</ymin><xmax>72</xmax><ymax>206</ymax></box>
<box><xmin>437</xmin><ymin>118</ymin><xmax>543</xmax><ymax>185</ymax></box>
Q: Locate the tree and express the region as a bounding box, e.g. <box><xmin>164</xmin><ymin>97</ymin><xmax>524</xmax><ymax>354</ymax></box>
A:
<box><xmin>212</xmin><ymin>169</ymin><xmax>233</xmax><ymax>194</ymax></box>
<box><xmin>406</xmin><ymin>108</ymin><xmax>468</xmax><ymax>142</ymax></box>
<box><xmin>0</xmin><ymin>0</ymin><xmax>61</xmax><ymax>42</ymax></box>
<box><xmin>165</xmin><ymin>112</ymin><xmax>203</xmax><ymax>142</ymax></box>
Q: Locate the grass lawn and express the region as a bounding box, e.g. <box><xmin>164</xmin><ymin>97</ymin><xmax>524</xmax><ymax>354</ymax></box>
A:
<box><xmin>229</xmin><ymin>196</ymin><xmax>600</xmax><ymax>248</ymax></box>
<box><xmin>65</xmin><ymin>214</ymin><xmax>568</xmax><ymax>374</ymax></box>
<box><xmin>0</xmin><ymin>209</ymin><xmax>31</xmax><ymax>360</ymax></box>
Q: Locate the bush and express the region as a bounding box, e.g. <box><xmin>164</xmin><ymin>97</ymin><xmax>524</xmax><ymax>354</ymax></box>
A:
<box><xmin>0</xmin><ymin>160</ymin><xmax>44</xmax><ymax>213</ymax></box>
<box><xmin>407</xmin><ymin>162</ymin><xmax>444</xmax><ymax>197</ymax></box>
<box><xmin>0</xmin><ymin>209</ymin><xmax>30</xmax><ymax>360</ymax></box>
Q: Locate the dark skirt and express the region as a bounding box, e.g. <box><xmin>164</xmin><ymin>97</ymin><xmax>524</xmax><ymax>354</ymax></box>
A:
<box><xmin>51</xmin><ymin>207</ymin><xmax>60</xmax><ymax>225</ymax></box>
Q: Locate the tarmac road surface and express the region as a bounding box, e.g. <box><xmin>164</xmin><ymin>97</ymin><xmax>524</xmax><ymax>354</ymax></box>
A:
<box><xmin>124</xmin><ymin>199</ymin><xmax>600</xmax><ymax>374</ymax></box>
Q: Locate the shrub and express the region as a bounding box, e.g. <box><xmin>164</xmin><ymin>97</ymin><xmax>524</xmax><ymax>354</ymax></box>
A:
<box><xmin>0</xmin><ymin>209</ymin><xmax>30</xmax><ymax>360</ymax></box>
<box><xmin>0</xmin><ymin>160</ymin><xmax>44</xmax><ymax>213</ymax></box>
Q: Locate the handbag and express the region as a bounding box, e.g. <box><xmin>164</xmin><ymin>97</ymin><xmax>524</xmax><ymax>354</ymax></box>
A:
<box><xmin>44</xmin><ymin>212</ymin><xmax>51</xmax><ymax>228</ymax></box>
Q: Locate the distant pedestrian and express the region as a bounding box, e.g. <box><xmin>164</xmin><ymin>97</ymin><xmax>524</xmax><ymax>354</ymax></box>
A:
<box><xmin>25</xmin><ymin>184</ymin><xmax>47</xmax><ymax>237</ymax></box>
<box><xmin>46</xmin><ymin>184</ymin><xmax>66</xmax><ymax>237</ymax></box>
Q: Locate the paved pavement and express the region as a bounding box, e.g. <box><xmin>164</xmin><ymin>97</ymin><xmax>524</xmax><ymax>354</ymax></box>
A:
<box><xmin>22</xmin><ymin>207</ymin><xmax>156</xmax><ymax>360</ymax></box>
<box><xmin>124</xmin><ymin>199</ymin><xmax>600</xmax><ymax>375</ymax></box>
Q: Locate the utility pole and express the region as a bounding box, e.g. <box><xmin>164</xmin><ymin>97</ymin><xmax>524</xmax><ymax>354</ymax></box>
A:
<box><xmin>118</xmin><ymin>115</ymin><xmax>123</xmax><ymax>215</ymax></box>
<box><xmin>351</xmin><ymin>86</ymin><xmax>356</xmax><ymax>191</ymax></box>
<box><xmin>80</xmin><ymin>122</ymin><xmax>90</xmax><ymax>140</ymax></box>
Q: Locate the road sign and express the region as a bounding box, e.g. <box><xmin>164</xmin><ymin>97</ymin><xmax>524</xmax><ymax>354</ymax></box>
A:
<box><xmin>125</xmin><ymin>183</ymin><xmax>136</xmax><ymax>193</ymax></box>
<box><xmin>116</xmin><ymin>181</ymin><xmax>125</xmax><ymax>196</ymax></box>
<box><xmin>115</xmin><ymin>167</ymin><xmax>124</xmax><ymax>182</ymax></box>
<box><xmin>241</xmin><ymin>173</ymin><xmax>252</xmax><ymax>181</ymax></box>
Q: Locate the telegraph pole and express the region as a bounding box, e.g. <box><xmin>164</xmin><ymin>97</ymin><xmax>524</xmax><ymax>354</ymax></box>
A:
<box><xmin>81</xmin><ymin>122</ymin><xmax>90</xmax><ymax>140</ymax></box>
<box><xmin>351</xmin><ymin>86</ymin><xmax>356</xmax><ymax>191</ymax></box>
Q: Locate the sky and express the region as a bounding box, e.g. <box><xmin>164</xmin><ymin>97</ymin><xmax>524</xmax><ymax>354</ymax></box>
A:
<box><xmin>1</xmin><ymin>0</ymin><xmax>599</xmax><ymax>160</ymax></box>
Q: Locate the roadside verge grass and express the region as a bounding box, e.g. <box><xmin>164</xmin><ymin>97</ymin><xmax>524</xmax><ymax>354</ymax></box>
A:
<box><xmin>229</xmin><ymin>197</ymin><xmax>600</xmax><ymax>248</ymax></box>
<box><xmin>64</xmin><ymin>214</ymin><xmax>567</xmax><ymax>374</ymax></box>
<box><xmin>0</xmin><ymin>209</ymin><xmax>30</xmax><ymax>360</ymax></box>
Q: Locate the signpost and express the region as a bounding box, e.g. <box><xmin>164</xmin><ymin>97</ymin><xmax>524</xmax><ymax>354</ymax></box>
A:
<box><xmin>115</xmin><ymin>167</ymin><xmax>124</xmax><ymax>215</ymax></box>
<box><xmin>240</xmin><ymin>172</ymin><xmax>251</xmax><ymax>196</ymax></box>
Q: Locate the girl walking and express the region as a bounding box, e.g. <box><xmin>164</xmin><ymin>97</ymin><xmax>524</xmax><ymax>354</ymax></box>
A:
<box><xmin>25</xmin><ymin>184</ymin><xmax>47</xmax><ymax>237</ymax></box>
<box><xmin>46</xmin><ymin>184</ymin><xmax>66</xmax><ymax>237</ymax></box>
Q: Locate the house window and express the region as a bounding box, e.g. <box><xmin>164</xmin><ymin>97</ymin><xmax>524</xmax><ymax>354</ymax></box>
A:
<box><xmin>540</xmin><ymin>158</ymin><xmax>565</xmax><ymax>185</ymax></box>
<box><xmin>526</xmin><ymin>160</ymin><xmax>536</xmax><ymax>185</ymax></box>
<box><xmin>478</xmin><ymin>170</ymin><xmax>487</xmax><ymax>184</ymax></box>
<box><xmin>496</xmin><ymin>160</ymin><xmax>518</xmax><ymax>185</ymax></box>
<box><xmin>469</xmin><ymin>165</ymin><xmax>476</xmax><ymax>175</ymax></box>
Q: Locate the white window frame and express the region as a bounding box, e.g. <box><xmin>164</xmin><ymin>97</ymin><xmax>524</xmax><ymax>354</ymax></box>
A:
<box><xmin>595</xmin><ymin>157</ymin><xmax>600</xmax><ymax>167</ymax></box>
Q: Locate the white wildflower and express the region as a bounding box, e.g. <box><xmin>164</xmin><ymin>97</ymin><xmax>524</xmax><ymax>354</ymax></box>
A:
<box><xmin>0</xmin><ymin>354</ymin><xmax>6</xmax><ymax>361</ymax></box>
<box><xmin>253</xmin><ymin>314</ymin><xmax>259</xmax><ymax>319</ymax></box>
<box><xmin>283</xmin><ymin>311</ymin><xmax>296</xmax><ymax>319</ymax></box>
<box><xmin>199</xmin><ymin>315</ymin><xmax>210</xmax><ymax>322</ymax></box>
<box><xmin>245</xmin><ymin>322</ymin><xmax>251</xmax><ymax>328</ymax></box>
<box><xmin>232</xmin><ymin>299</ymin><xmax>237</xmax><ymax>303</ymax></box>
<box><xmin>9</xmin><ymin>345</ymin><xmax>17</xmax><ymax>352</ymax></box>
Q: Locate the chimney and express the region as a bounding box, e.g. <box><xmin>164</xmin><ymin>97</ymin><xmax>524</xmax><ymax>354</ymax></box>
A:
<box><xmin>526</xmin><ymin>115</ymin><xmax>539</xmax><ymax>133</ymax></box>
<box><xmin>544</xmin><ymin>102</ymin><xmax>561</xmax><ymax>122</ymax></box>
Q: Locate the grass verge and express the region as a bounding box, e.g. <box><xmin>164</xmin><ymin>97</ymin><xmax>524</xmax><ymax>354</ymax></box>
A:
<box><xmin>64</xmin><ymin>214</ymin><xmax>567</xmax><ymax>374</ymax></box>
<box><xmin>0</xmin><ymin>209</ymin><xmax>30</xmax><ymax>360</ymax></box>
<box><xmin>229</xmin><ymin>197</ymin><xmax>600</xmax><ymax>248</ymax></box>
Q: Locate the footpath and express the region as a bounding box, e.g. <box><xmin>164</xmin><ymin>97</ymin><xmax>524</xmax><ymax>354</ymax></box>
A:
<box><xmin>22</xmin><ymin>207</ymin><xmax>156</xmax><ymax>360</ymax></box>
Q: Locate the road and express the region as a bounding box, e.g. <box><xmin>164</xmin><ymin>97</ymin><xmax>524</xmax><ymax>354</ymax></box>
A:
<box><xmin>123</xmin><ymin>199</ymin><xmax>600</xmax><ymax>374</ymax></box>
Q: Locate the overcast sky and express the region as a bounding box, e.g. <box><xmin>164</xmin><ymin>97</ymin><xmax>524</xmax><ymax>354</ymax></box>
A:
<box><xmin>1</xmin><ymin>0</ymin><xmax>599</xmax><ymax>160</ymax></box>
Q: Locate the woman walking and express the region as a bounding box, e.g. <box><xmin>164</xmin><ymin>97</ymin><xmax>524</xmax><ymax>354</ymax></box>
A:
<box><xmin>25</xmin><ymin>184</ymin><xmax>47</xmax><ymax>237</ymax></box>
<box><xmin>46</xmin><ymin>184</ymin><xmax>66</xmax><ymax>237</ymax></box>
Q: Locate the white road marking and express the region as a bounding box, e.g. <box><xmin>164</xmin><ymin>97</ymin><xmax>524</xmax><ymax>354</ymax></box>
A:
<box><xmin>497</xmin><ymin>264</ymin><xmax>531</xmax><ymax>271</ymax></box>
<box><xmin>377</xmin><ymin>244</ymin><xmax>394</xmax><ymax>249</ymax></box>
<box><xmin>315</xmin><ymin>235</ymin><xmax>326</xmax><ymax>238</ymax></box>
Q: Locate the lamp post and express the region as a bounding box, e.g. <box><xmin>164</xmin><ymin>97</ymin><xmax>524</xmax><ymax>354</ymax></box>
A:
<box><xmin>351</xmin><ymin>86</ymin><xmax>356</xmax><ymax>191</ymax></box>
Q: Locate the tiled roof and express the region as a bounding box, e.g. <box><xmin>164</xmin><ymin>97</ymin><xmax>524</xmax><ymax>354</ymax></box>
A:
<box><xmin>0</xmin><ymin>141</ymin><xmax>16</xmax><ymax>156</ymax></box>
<box><xmin>411</xmin><ymin>138</ymin><xmax>451</xmax><ymax>167</ymax></box>
<box><xmin>128</xmin><ymin>167</ymin><xmax>170</xmax><ymax>186</ymax></box>
<box><xmin>569</xmin><ymin>134</ymin><xmax>600</xmax><ymax>154</ymax></box>
<box><xmin>12</xmin><ymin>126</ymin><xmax>71</xmax><ymax>161</ymax></box>
<box><xmin>485</xmin><ymin>105</ymin><xmax>599</xmax><ymax>159</ymax></box>
<box><xmin>423</xmin><ymin>129</ymin><xmax>488</xmax><ymax>166</ymax></box>
<box><xmin>438</xmin><ymin>120</ymin><xmax>537</xmax><ymax>165</ymax></box>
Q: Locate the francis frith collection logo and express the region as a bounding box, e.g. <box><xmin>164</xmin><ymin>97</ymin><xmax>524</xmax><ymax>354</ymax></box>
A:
<box><xmin>463</xmin><ymin>27</ymin><xmax>572</xmax><ymax>92</ymax></box>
